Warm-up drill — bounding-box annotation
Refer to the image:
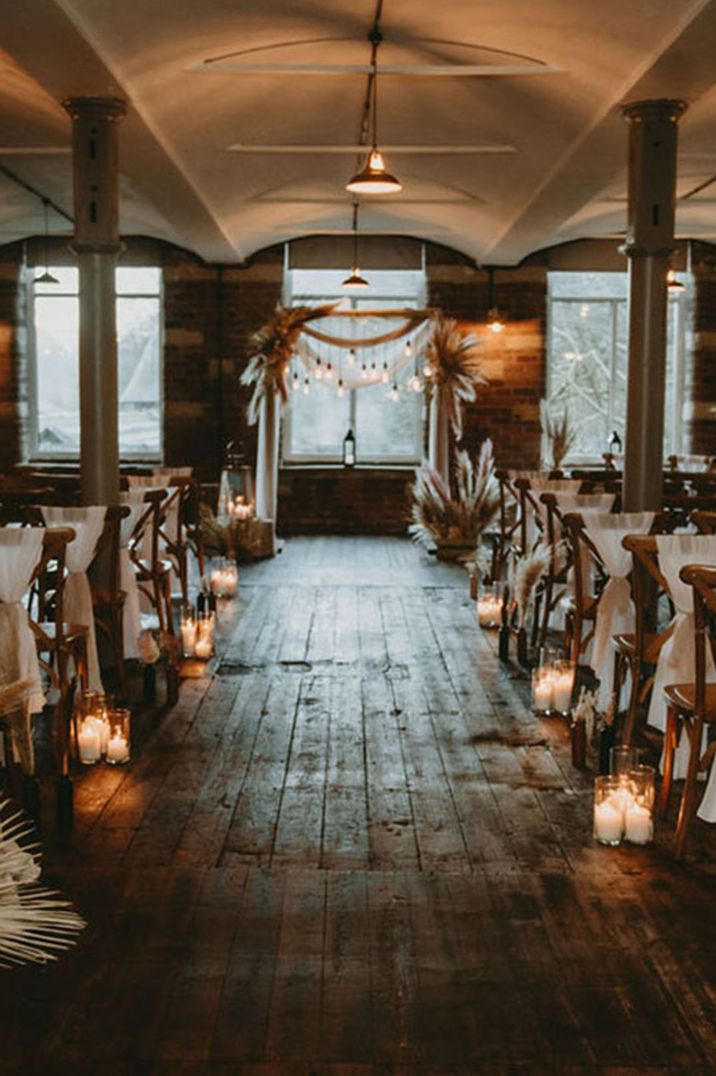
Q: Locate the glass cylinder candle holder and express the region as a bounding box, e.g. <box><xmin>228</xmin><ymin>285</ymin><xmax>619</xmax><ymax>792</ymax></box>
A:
<box><xmin>551</xmin><ymin>659</ymin><xmax>576</xmax><ymax>715</ymax></box>
<box><xmin>180</xmin><ymin>603</ymin><xmax>197</xmax><ymax>657</ymax></box>
<box><xmin>624</xmin><ymin>764</ymin><xmax>655</xmax><ymax>845</ymax></box>
<box><xmin>531</xmin><ymin>647</ymin><xmax>558</xmax><ymax>713</ymax></box>
<box><xmin>106</xmin><ymin>708</ymin><xmax>131</xmax><ymax>765</ymax></box>
<box><xmin>609</xmin><ymin>745</ymin><xmax>640</xmax><ymax>778</ymax></box>
<box><xmin>194</xmin><ymin>612</ymin><xmax>215</xmax><ymax>660</ymax></box>
<box><xmin>593</xmin><ymin>775</ymin><xmax>625</xmax><ymax>846</ymax></box>
<box><xmin>476</xmin><ymin>583</ymin><xmax>504</xmax><ymax>628</ymax></box>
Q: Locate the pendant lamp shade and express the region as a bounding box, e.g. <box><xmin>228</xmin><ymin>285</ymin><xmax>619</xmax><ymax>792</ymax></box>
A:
<box><xmin>342</xmin><ymin>202</ymin><xmax>371</xmax><ymax>289</ymax></box>
<box><xmin>346</xmin><ymin>39</ymin><xmax>401</xmax><ymax>195</ymax></box>
<box><xmin>34</xmin><ymin>198</ymin><xmax>59</xmax><ymax>286</ymax></box>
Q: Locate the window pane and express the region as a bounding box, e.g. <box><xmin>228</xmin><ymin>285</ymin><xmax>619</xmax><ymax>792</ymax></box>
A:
<box><xmin>356</xmin><ymin>379</ymin><xmax>420</xmax><ymax>460</ymax></box>
<box><xmin>118</xmin><ymin>296</ymin><xmax>162</xmax><ymax>455</ymax></box>
<box><xmin>289</xmin><ymin>380</ymin><xmax>350</xmax><ymax>458</ymax></box>
<box><xmin>116</xmin><ymin>267</ymin><xmax>161</xmax><ymax>295</ymax></box>
<box><xmin>35</xmin><ymin>295</ymin><xmax>80</xmax><ymax>452</ymax></box>
<box><xmin>548</xmin><ymin>299</ymin><xmax>614</xmax><ymax>457</ymax></box>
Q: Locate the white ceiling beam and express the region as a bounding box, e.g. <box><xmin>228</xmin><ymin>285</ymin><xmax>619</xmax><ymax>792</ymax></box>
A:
<box><xmin>189</xmin><ymin>62</ymin><xmax>561</xmax><ymax>77</ymax></box>
<box><xmin>227</xmin><ymin>143</ymin><xmax>517</xmax><ymax>155</ymax></box>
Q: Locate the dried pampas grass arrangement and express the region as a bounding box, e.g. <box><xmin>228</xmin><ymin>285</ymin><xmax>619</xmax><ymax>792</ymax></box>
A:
<box><xmin>513</xmin><ymin>543</ymin><xmax>552</xmax><ymax>628</ymax></box>
<box><xmin>0</xmin><ymin>802</ymin><xmax>85</xmax><ymax>967</ymax></box>
<box><xmin>241</xmin><ymin>303</ymin><xmax>336</xmax><ymax>424</ymax></box>
<box><xmin>540</xmin><ymin>400</ymin><xmax>576</xmax><ymax>469</ymax></box>
<box><xmin>424</xmin><ymin>314</ymin><xmax>487</xmax><ymax>439</ymax></box>
<box><xmin>409</xmin><ymin>440</ymin><xmax>500</xmax><ymax>550</ymax></box>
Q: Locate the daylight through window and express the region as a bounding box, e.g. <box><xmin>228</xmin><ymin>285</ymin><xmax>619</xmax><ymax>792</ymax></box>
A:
<box><xmin>31</xmin><ymin>266</ymin><xmax>162</xmax><ymax>458</ymax></box>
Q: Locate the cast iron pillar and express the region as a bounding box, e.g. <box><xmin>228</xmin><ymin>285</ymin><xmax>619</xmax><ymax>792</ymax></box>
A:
<box><xmin>620</xmin><ymin>98</ymin><xmax>686</xmax><ymax>511</ymax></box>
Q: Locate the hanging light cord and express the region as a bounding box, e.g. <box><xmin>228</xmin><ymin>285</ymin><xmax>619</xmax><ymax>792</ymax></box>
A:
<box><xmin>352</xmin><ymin>201</ymin><xmax>360</xmax><ymax>266</ymax></box>
<box><xmin>356</xmin><ymin>0</ymin><xmax>385</xmax><ymax>161</ymax></box>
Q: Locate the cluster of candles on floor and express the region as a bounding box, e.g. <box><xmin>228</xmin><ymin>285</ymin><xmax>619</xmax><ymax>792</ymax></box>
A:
<box><xmin>76</xmin><ymin>692</ymin><xmax>130</xmax><ymax>766</ymax></box>
<box><xmin>210</xmin><ymin>558</ymin><xmax>238</xmax><ymax>599</ymax></box>
<box><xmin>180</xmin><ymin>607</ymin><xmax>216</xmax><ymax>660</ymax></box>
<box><xmin>476</xmin><ymin>584</ymin><xmax>504</xmax><ymax>628</ymax></box>
<box><xmin>594</xmin><ymin>748</ymin><xmax>655</xmax><ymax>846</ymax></box>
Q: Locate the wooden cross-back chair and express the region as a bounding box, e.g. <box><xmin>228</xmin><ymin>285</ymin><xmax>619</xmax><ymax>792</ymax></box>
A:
<box><xmin>619</xmin><ymin>532</ymin><xmax>679</xmax><ymax>745</ymax></box>
<box><xmin>492</xmin><ymin>471</ymin><xmax>523</xmax><ymax>582</ymax></box>
<box><xmin>560</xmin><ymin>512</ymin><xmax>605</xmax><ymax>665</ymax></box>
<box><xmin>127</xmin><ymin>488</ymin><xmax>175</xmax><ymax>636</ymax></box>
<box><xmin>659</xmin><ymin>564</ymin><xmax>716</xmax><ymax>857</ymax></box>
<box><xmin>89</xmin><ymin>504</ymin><xmax>131</xmax><ymax>696</ymax></box>
<box><xmin>156</xmin><ymin>478</ymin><xmax>205</xmax><ymax>605</ymax></box>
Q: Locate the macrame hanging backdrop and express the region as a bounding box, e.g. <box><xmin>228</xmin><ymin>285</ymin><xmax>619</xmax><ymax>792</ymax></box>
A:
<box><xmin>254</xmin><ymin>309</ymin><xmax>442</xmax><ymax>527</ymax></box>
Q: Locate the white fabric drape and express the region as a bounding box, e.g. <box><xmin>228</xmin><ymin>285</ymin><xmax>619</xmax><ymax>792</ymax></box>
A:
<box><xmin>41</xmin><ymin>506</ymin><xmax>106</xmax><ymax>692</ymax></box>
<box><xmin>646</xmin><ymin>535</ymin><xmax>716</xmax><ymax>785</ymax></box>
<box><xmin>119</xmin><ymin>490</ymin><xmax>146</xmax><ymax>659</ymax></box>
<box><xmin>551</xmin><ymin>492</ymin><xmax>615</xmax><ymax>514</ymax></box>
<box><xmin>255</xmin><ymin>390</ymin><xmax>280</xmax><ymax>533</ymax></box>
<box><xmin>584</xmin><ymin>512</ymin><xmax>655</xmax><ymax>708</ymax></box>
<box><xmin>429</xmin><ymin>385</ymin><xmax>450</xmax><ymax>486</ymax></box>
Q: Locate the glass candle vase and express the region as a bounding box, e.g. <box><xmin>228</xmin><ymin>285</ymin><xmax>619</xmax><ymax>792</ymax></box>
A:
<box><xmin>180</xmin><ymin>604</ymin><xmax>197</xmax><ymax>657</ymax></box>
<box><xmin>106</xmin><ymin>708</ymin><xmax>131</xmax><ymax>765</ymax></box>
<box><xmin>593</xmin><ymin>775</ymin><xmax>625</xmax><ymax>846</ymax></box>
<box><xmin>550</xmin><ymin>659</ymin><xmax>575</xmax><ymax>715</ymax></box>
<box><xmin>476</xmin><ymin>583</ymin><xmax>504</xmax><ymax>628</ymax></box>
<box><xmin>210</xmin><ymin>557</ymin><xmax>239</xmax><ymax>599</ymax></box>
<box><xmin>194</xmin><ymin>612</ymin><xmax>215</xmax><ymax>660</ymax></box>
<box><xmin>623</xmin><ymin>764</ymin><xmax>655</xmax><ymax>845</ymax></box>
<box><xmin>609</xmin><ymin>745</ymin><xmax>640</xmax><ymax>778</ymax></box>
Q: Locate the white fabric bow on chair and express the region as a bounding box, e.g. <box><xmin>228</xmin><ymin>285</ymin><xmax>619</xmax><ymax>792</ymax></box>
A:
<box><xmin>119</xmin><ymin>490</ymin><xmax>146</xmax><ymax>659</ymax></box>
<box><xmin>647</xmin><ymin>534</ymin><xmax>716</xmax><ymax>782</ymax></box>
<box><xmin>584</xmin><ymin>512</ymin><xmax>655</xmax><ymax>709</ymax></box>
<box><xmin>41</xmin><ymin>506</ymin><xmax>106</xmax><ymax>692</ymax></box>
<box><xmin>0</xmin><ymin>528</ymin><xmax>46</xmax><ymax>773</ymax></box>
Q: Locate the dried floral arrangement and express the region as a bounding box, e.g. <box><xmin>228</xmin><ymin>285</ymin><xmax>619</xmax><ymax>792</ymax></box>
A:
<box><xmin>198</xmin><ymin>503</ymin><xmax>232</xmax><ymax>558</ymax></box>
<box><xmin>540</xmin><ymin>400</ymin><xmax>577</xmax><ymax>469</ymax></box>
<box><xmin>571</xmin><ymin>686</ymin><xmax>600</xmax><ymax>740</ymax></box>
<box><xmin>241</xmin><ymin>303</ymin><xmax>336</xmax><ymax>423</ymax></box>
<box><xmin>409</xmin><ymin>439</ymin><xmax>500</xmax><ymax>550</ymax></box>
<box><xmin>512</xmin><ymin>542</ymin><xmax>552</xmax><ymax>628</ymax></box>
<box><xmin>424</xmin><ymin>314</ymin><xmax>487</xmax><ymax>439</ymax></box>
<box><xmin>0</xmin><ymin>801</ymin><xmax>85</xmax><ymax>966</ymax></box>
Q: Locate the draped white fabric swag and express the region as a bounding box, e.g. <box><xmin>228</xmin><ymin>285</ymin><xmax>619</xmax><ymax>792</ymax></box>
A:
<box><xmin>646</xmin><ymin>535</ymin><xmax>716</xmax><ymax>788</ymax></box>
<box><xmin>41</xmin><ymin>506</ymin><xmax>106</xmax><ymax>692</ymax></box>
<box><xmin>0</xmin><ymin>528</ymin><xmax>46</xmax><ymax>772</ymax></box>
<box><xmin>585</xmin><ymin>512</ymin><xmax>655</xmax><ymax>709</ymax></box>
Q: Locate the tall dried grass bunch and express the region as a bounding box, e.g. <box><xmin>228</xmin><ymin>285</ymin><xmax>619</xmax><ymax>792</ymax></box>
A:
<box><xmin>241</xmin><ymin>303</ymin><xmax>336</xmax><ymax>423</ymax></box>
<box><xmin>540</xmin><ymin>400</ymin><xmax>576</xmax><ymax>469</ymax></box>
<box><xmin>513</xmin><ymin>543</ymin><xmax>552</xmax><ymax>628</ymax></box>
<box><xmin>409</xmin><ymin>439</ymin><xmax>500</xmax><ymax>549</ymax></box>
<box><xmin>425</xmin><ymin>314</ymin><xmax>487</xmax><ymax>439</ymax></box>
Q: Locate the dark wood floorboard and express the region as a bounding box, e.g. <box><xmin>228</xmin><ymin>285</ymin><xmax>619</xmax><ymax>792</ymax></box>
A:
<box><xmin>4</xmin><ymin>535</ymin><xmax>716</xmax><ymax>1074</ymax></box>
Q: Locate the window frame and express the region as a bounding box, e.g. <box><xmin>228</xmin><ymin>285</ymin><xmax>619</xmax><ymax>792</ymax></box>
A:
<box><xmin>281</xmin><ymin>287</ymin><xmax>425</xmax><ymax>466</ymax></box>
<box><xmin>27</xmin><ymin>266</ymin><xmax>164</xmax><ymax>463</ymax></box>
<box><xmin>546</xmin><ymin>276</ymin><xmax>689</xmax><ymax>465</ymax></box>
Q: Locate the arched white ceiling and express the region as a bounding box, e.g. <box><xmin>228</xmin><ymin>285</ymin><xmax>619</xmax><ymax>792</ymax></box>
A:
<box><xmin>2</xmin><ymin>0</ymin><xmax>716</xmax><ymax>263</ymax></box>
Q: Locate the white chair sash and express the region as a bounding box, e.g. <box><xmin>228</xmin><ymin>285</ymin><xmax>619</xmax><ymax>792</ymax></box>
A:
<box><xmin>584</xmin><ymin>512</ymin><xmax>655</xmax><ymax>708</ymax></box>
<box><xmin>645</xmin><ymin>535</ymin><xmax>716</xmax><ymax>785</ymax></box>
<box><xmin>119</xmin><ymin>491</ymin><xmax>146</xmax><ymax>659</ymax></box>
<box><xmin>41</xmin><ymin>506</ymin><xmax>106</xmax><ymax>692</ymax></box>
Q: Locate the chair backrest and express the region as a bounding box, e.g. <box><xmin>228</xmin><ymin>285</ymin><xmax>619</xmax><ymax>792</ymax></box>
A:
<box><xmin>27</xmin><ymin>527</ymin><xmax>76</xmax><ymax>661</ymax></box>
<box><xmin>127</xmin><ymin>488</ymin><xmax>167</xmax><ymax>569</ymax></box>
<box><xmin>680</xmin><ymin>564</ymin><xmax>716</xmax><ymax>717</ymax></box>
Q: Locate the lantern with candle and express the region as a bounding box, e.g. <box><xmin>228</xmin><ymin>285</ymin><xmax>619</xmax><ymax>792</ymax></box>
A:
<box><xmin>623</xmin><ymin>764</ymin><xmax>655</xmax><ymax>845</ymax></box>
<box><xmin>210</xmin><ymin>557</ymin><xmax>238</xmax><ymax>599</ymax></box>
<box><xmin>194</xmin><ymin>612</ymin><xmax>215</xmax><ymax>660</ymax></box>
<box><xmin>106</xmin><ymin>708</ymin><xmax>131</xmax><ymax>765</ymax></box>
<box><xmin>180</xmin><ymin>604</ymin><xmax>197</xmax><ymax>657</ymax></box>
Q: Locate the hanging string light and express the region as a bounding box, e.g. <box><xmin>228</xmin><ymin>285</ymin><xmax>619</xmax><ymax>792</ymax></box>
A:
<box><xmin>314</xmin><ymin>355</ymin><xmax>324</xmax><ymax>380</ymax></box>
<box><xmin>486</xmin><ymin>266</ymin><xmax>506</xmax><ymax>333</ymax></box>
<box><xmin>346</xmin><ymin>30</ymin><xmax>402</xmax><ymax>196</ymax></box>
<box><xmin>360</xmin><ymin>362</ymin><xmax>368</xmax><ymax>380</ymax></box>
<box><xmin>292</xmin><ymin>367</ymin><xmax>300</xmax><ymax>393</ymax></box>
<box><xmin>390</xmin><ymin>382</ymin><xmax>399</xmax><ymax>402</ymax></box>
<box><xmin>381</xmin><ymin>361</ymin><xmax>390</xmax><ymax>384</ymax></box>
<box><xmin>303</xmin><ymin>376</ymin><xmax>310</xmax><ymax>395</ymax></box>
<box><xmin>348</xmin><ymin>348</ymin><xmax>356</xmax><ymax>367</ymax></box>
<box><xmin>325</xmin><ymin>361</ymin><xmax>334</xmax><ymax>382</ymax></box>
<box><xmin>337</xmin><ymin>377</ymin><xmax>345</xmax><ymax>398</ymax></box>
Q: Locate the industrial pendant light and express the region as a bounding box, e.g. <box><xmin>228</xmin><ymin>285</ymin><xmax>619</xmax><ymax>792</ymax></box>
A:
<box><xmin>34</xmin><ymin>198</ymin><xmax>59</xmax><ymax>285</ymax></box>
<box><xmin>486</xmin><ymin>267</ymin><xmax>505</xmax><ymax>334</ymax></box>
<box><xmin>346</xmin><ymin>32</ymin><xmax>402</xmax><ymax>195</ymax></box>
<box><xmin>342</xmin><ymin>203</ymin><xmax>371</xmax><ymax>290</ymax></box>
<box><xmin>666</xmin><ymin>266</ymin><xmax>686</xmax><ymax>292</ymax></box>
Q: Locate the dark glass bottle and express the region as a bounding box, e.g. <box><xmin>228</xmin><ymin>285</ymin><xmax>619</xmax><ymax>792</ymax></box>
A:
<box><xmin>197</xmin><ymin>577</ymin><xmax>216</xmax><ymax>616</ymax></box>
<box><xmin>609</xmin><ymin>430</ymin><xmax>622</xmax><ymax>454</ymax></box>
<box><xmin>343</xmin><ymin>428</ymin><xmax>356</xmax><ymax>467</ymax></box>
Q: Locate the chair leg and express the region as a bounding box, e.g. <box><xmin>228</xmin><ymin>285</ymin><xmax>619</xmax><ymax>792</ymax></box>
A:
<box><xmin>22</xmin><ymin>774</ymin><xmax>41</xmax><ymax>824</ymax></box>
<box><xmin>657</xmin><ymin>705</ymin><xmax>679</xmax><ymax>817</ymax></box>
<box><xmin>610</xmin><ymin>650</ymin><xmax>623</xmax><ymax>733</ymax></box>
<box><xmin>674</xmin><ymin>716</ymin><xmax>702</xmax><ymax>859</ymax></box>
<box><xmin>621</xmin><ymin>655</ymin><xmax>641</xmax><ymax>746</ymax></box>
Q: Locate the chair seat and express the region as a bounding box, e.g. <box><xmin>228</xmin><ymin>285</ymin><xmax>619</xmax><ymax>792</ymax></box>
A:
<box><xmin>611</xmin><ymin>631</ymin><xmax>663</xmax><ymax>662</ymax></box>
<box><xmin>664</xmin><ymin>681</ymin><xmax>716</xmax><ymax>717</ymax></box>
<box><xmin>36</xmin><ymin>621</ymin><xmax>89</xmax><ymax>646</ymax></box>
<box><xmin>134</xmin><ymin>557</ymin><xmax>173</xmax><ymax>579</ymax></box>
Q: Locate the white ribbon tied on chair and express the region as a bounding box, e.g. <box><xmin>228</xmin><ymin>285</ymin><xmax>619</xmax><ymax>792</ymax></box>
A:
<box><xmin>42</xmin><ymin>506</ymin><xmax>106</xmax><ymax>693</ymax></box>
<box><xmin>647</xmin><ymin>535</ymin><xmax>716</xmax><ymax>785</ymax></box>
<box><xmin>0</xmin><ymin>529</ymin><xmax>46</xmax><ymax>772</ymax></box>
<box><xmin>119</xmin><ymin>490</ymin><xmax>146</xmax><ymax>659</ymax></box>
<box><xmin>585</xmin><ymin>512</ymin><xmax>655</xmax><ymax>709</ymax></box>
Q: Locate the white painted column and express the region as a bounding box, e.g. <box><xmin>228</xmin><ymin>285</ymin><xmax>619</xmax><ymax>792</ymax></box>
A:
<box><xmin>63</xmin><ymin>96</ymin><xmax>126</xmax><ymax>507</ymax></box>
<box><xmin>621</xmin><ymin>99</ymin><xmax>686</xmax><ymax>511</ymax></box>
<box><xmin>429</xmin><ymin>384</ymin><xmax>450</xmax><ymax>486</ymax></box>
<box><xmin>255</xmin><ymin>389</ymin><xmax>280</xmax><ymax>524</ymax></box>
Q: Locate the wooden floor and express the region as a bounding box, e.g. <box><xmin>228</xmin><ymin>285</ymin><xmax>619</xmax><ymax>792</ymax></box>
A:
<box><xmin>5</xmin><ymin>536</ymin><xmax>716</xmax><ymax>1074</ymax></box>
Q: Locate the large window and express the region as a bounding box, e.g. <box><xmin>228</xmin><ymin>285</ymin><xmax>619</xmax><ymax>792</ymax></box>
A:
<box><xmin>30</xmin><ymin>266</ymin><xmax>162</xmax><ymax>458</ymax></box>
<box><xmin>283</xmin><ymin>268</ymin><xmax>426</xmax><ymax>464</ymax></box>
<box><xmin>546</xmin><ymin>271</ymin><xmax>688</xmax><ymax>461</ymax></box>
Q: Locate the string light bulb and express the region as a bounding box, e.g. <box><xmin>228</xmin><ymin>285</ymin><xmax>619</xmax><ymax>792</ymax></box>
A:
<box><xmin>410</xmin><ymin>374</ymin><xmax>422</xmax><ymax>393</ymax></box>
<box><xmin>381</xmin><ymin>362</ymin><xmax>390</xmax><ymax>384</ymax></box>
<box><xmin>303</xmin><ymin>377</ymin><xmax>310</xmax><ymax>395</ymax></box>
<box><xmin>389</xmin><ymin>383</ymin><xmax>399</xmax><ymax>402</ymax></box>
<box><xmin>325</xmin><ymin>362</ymin><xmax>334</xmax><ymax>382</ymax></box>
<box><xmin>348</xmin><ymin>348</ymin><xmax>356</xmax><ymax>366</ymax></box>
<box><xmin>423</xmin><ymin>361</ymin><xmax>433</xmax><ymax>378</ymax></box>
<box><xmin>314</xmin><ymin>358</ymin><xmax>323</xmax><ymax>380</ymax></box>
<box><xmin>404</xmin><ymin>340</ymin><xmax>413</xmax><ymax>359</ymax></box>
<box><xmin>360</xmin><ymin>363</ymin><xmax>368</xmax><ymax>380</ymax></box>
<box><xmin>292</xmin><ymin>371</ymin><xmax>300</xmax><ymax>393</ymax></box>
<box><xmin>337</xmin><ymin>378</ymin><xmax>345</xmax><ymax>398</ymax></box>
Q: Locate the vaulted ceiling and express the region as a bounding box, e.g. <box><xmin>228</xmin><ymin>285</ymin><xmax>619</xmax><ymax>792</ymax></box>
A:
<box><xmin>3</xmin><ymin>0</ymin><xmax>716</xmax><ymax>265</ymax></box>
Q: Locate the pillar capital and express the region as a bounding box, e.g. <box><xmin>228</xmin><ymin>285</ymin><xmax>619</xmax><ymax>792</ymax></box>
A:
<box><xmin>620</xmin><ymin>98</ymin><xmax>687</xmax><ymax>125</ymax></box>
<box><xmin>62</xmin><ymin>96</ymin><xmax>126</xmax><ymax>123</ymax></box>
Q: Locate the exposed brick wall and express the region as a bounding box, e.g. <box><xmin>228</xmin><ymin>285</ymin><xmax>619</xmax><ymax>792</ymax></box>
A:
<box><xmin>277</xmin><ymin>467</ymin><xmax>413</xmax><ymax>535</ymax></box>
<box><xmin>427</xmin><ymin>259</ymin><xmax>546</xmax><ymax>471</ymax></box>
<box><xmin>686</xmin><ymin>242</ymin><xmax>716</xmax><ymax>455</ymax></box>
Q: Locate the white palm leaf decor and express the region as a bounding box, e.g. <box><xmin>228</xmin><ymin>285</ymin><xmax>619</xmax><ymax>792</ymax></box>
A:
<box><xmin>0</xmin><ymin>802</ymin><xmax>85</xmax><ymax>967</ymax></box>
